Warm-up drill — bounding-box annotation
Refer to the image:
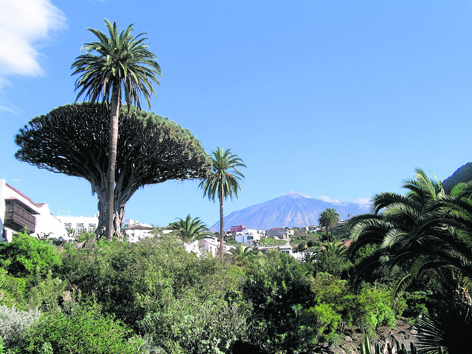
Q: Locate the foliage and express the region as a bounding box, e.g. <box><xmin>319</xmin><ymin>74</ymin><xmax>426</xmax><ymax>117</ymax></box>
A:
<box><xmin>257</xmin><ymin>238</ymin><xmax>287</xmax><ymax>246</ymax></box>
<box><xmin>170</xmin><ymin>215</ymin><xmax>209</xmax><ymax>242</ymax></box>
<box><xmin>0</xmin><ymin>305</ymin><xmax>41</xmax><ymax>350</ymax></box>
<box><xmin>200</xmin><ymin>147</ymin><xmax>246</xmax><ymax>259</ymax></box>
<box><xmin>414</xmin><ymin>298</ymin><xmax>471</xmax><ymax>354</ymax></box>
<box><xmin>24</xmin><ymin>303</ymin><xmax>135</xmax><ymax>354</ymax></box>
<box><xmin>0</xmin><ymin>233</ymin><xmax>61</xmax><ymax>280</ymax></box>
<box><xmin>230</xmin><ymin>244</ymin><xmax>257</xmax><ymax>266</ymax></box>
<box><xmin>56</xmin><ymin>237</ymin><xmax>244</xmax><ymax>331</ymax></box>
<box><xmin>318</xmin><ymin>208</ymin><xmax>340</xmax><ymax>242</ymax></box>
<box><xmin>305</xmin><ymin>303</ymin><xmax>341</xmax><ymax>343</ymax></box>
<box><xmin>71</xmin><ymin>19</ymin><xmax>162</xmax><ymax>108</ymax></box>
<box><xmin>311</xmin><ymin>274</ymin><xmax>397</xmax><ymax>336</ymax></box>
<box><xmin>311</xmin><ymin>240</ymin><xmax>352</xmax><ymax>277</ymax></box>
<box><xmin>139</xmin><ymin>290</ymin><xmax>248</xmax><ymax>354</ymax></box>
<box><xmin>15</xmin><ymin>103</ymin><xmax>211</xmax><ymax>237</ymax></box>
<box><xmin>348</xmin><ymin>169</ymin><xmax>449</xmax><ymax>291</ymax></box>
<box><xmin>242</xmin><ymin>252</ymin><xmax>318</xmax><ymax>352</ymax></box>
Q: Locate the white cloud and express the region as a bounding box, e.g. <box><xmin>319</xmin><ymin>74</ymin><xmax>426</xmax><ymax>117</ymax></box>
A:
<box><xmin>317</xmin><ymin>195</ymin><xmax>341</xmax><ymax>204</ymax></box>
<box><xmin>0</xmin><ymin>0</ymin><xmax>66</xmax><ymax>85</ymax></box>
<box><xmin>351</xmin><ymin>197</ymin><xmax>371</xmax><ymax>206</ymax></box>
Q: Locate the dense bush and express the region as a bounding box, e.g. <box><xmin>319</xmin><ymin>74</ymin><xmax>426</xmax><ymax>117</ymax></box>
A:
<box><xmin>242</xmin><ymin>251</ymin><xmax>318</xmax><ymax>352</ymax></box>
<box><xmin>57</xmin><ymin>237</ymin><xmax>245</xmax><ymax>330</ymax></box>
<box><xmin>0</xmin><ymin>232</ymin><xmax>413</xmax><ymax>352</ymax></box>
<box><xmin>0</xmin><ymin>305</ymin><xmax>41</xmax><ymax>350</ymax></box>
<box><xmin>311</xmin><ymin>273</ymin><xmax>397</xmax><ymax>336</ymax></box>
<box><xmin>0</xmin><ymin>233</ymin><xmax>61</xmax><ymax>280</ymax></box>
<box><xmin>24</xmin><ymin>303</ymin><xmax>135</xmax><ymax>354</ymax></box>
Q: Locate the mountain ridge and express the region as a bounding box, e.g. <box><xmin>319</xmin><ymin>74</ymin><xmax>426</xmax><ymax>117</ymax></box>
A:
<box><xmin>210</xmin><ymin>192</ymin><xmax>371</xmax><ymax>231</ymax></box>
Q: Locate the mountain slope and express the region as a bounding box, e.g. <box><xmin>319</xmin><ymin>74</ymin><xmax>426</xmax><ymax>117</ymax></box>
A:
<box><xmin>443</xmin><ymin>162</ymin><xmax>472</xmax><ymax>193</ymax></box>
<box><xmin>210</xmin><ymin>192</ymin><xmax>371</xmax><ymax>231</ymax></box>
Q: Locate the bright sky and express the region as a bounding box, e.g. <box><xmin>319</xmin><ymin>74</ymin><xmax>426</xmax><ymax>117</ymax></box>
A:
<box><xmin>1</xmin><ymin>0</ymin><xmax>472</xmax><ymax>228</ymax></box>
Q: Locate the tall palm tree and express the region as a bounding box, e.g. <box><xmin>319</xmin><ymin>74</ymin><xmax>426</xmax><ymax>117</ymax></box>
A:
<box><xmin>318</xmin><ymin>208</ymin><xmax>340</xmax><ymax>241</ymax></box>
<box><xmin>170</xmin><ymin>215</ymin><xmax>209</xmax><ymax>243</ymax></box>
<box><xmin>71</xmin><ymin>19</ymin><xmax>162</xmax><ymax>240</ymax></box>
<box><xmin>199</xmin><ymin>148</ymin><xmax>246</xmax><ymax>260</ymax></box>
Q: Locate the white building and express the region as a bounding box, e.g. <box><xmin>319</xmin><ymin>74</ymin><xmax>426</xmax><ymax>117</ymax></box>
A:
<box><xmin>0</xmin><ymin>179</ymin><xmax>67</xmax><ymax>242</ymax></box>
<box><xmin>57</xmin><ymin>214</ymin><xmax>99</xmax><ymax>234</ymax></box>
<box><xmin>199</xmin><ymin>237</ymin><xmax>221</xmax><ymax>257</ymax></box>
<box><xmin>235</xmin><ymin>228</ymin><xmax>264</xmax><ymax>245</ymax></box>
<box><xmin>266</xmin><ymin>228</ymin><xmax>294</xmax><ymax>240</ymax></box>
<box><xmin>124</xmin><ymin>219</ymin><xmax>154</xmax><ymax>243</ymax></box>
<box><xmin>184</xmin><ymin>237</ymin><xmax>230</xmax><ymax>258</ymax></box>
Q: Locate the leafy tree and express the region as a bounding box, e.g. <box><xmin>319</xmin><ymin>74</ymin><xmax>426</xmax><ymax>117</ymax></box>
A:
<box><xmin>242</xmin><ymin>253</ymin><xmax>318</xmax><ymax>352</ymax></box>
<box><xmin>312</xmin><ymin>240</ymin><xmax>352</xmax><ymax>277</ymax></box>
<box><xmin>318</xmin><ymin>208</ymin><xmax>340</xmax><ymax>241</ymax></box>
<box><xmin>15</xmin><ymin>103</ymin><xmax>211</xmax><ymax>238</ymax></box>
<box><xmin>0</xmin><ymin>233</ymin><xmax>61</xmax><ymax>280</ymax></box>
<box><xmin>71</xmin><ymin>19</ymin><xmax>162</xmax><ymax>240</ymax></box>
<box><xmin>170</xmin><ymin>215</ymin><xmax>209</xmax><ymax>243</ymax></box>
<box><xmin>199</xmin><ymin>147</ymin><xmax>246</xmax><ymax>260</ymax></box>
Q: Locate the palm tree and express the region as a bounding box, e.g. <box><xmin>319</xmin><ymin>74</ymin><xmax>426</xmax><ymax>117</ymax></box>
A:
<box><xmin>170</xmin><ymin>215</ymin><xmax>209</xmax><ymax>243</ymax></box>
<box><xmin>348</xmin><ymin>169</ymin><xmax>449</xmax><ymax>289</ymax></box>
<box><xmin>313</xmin><ymin>240</ymin><xmax>352</xmax><ymax>276</ymax></box>
<box><xmin>71</xmin><ymin>19</ymin><xmax>162</xmax><ymax>240</ymax></box>
<box><xmin>230</xmin><ymin>244</ymin><xmax>257</xmax><ymax>266</ymax></box>
<box><xmin>318</xmin><ymin>208</ymin><xmax>340</xmax><ymax>241</ymax></box>
<box><xmin>199</xmin><ymin>148</ymin><xmax>246</xmax><ymax>260</ymax></box>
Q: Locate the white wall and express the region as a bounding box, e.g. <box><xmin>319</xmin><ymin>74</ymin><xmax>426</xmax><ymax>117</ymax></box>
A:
<box><xmin>0</xmin><ymin>179</ymin><xmax>67</xmax><ymax>241</ymax></box>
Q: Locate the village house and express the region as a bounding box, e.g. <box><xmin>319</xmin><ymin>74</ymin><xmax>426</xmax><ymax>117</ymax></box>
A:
<box><xmin>266</xmin><ymin>227</ymin><xmax>294</xmax><ymax>239</ymax></box>
<box><xmin>123</xmin><ymin>219</ymin><xmax>154</xmax><ymax>243</ymax></box>
<box><xmin>0</xmin><ymin>179</ymin><xmax>67</xmax><ymax>242</ymax></box>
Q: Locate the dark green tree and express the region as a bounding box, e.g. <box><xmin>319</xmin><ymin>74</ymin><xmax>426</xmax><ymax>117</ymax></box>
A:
<box><xmin>71</xmin><ymin>19</ymin><xmax>162</xmax><ymax>240</ymax></box>
<box><xmin>318</xmin><ymin>207</ymin><xmax>340</xmax><ymax>241</ymax></box>
<box><xmin>312</xmin><ymin>240</ymin><xmax>352</xmax><ymax>277</ymax></box>
<box><xmin>15</xmin><ymin>103</ymin><xmax>211</xmax><ymax>237</ymax></box>
<box><xmin>199</xmin><ymin>148</ymin><xmax>246</xmax><ymax>260</ymax></box>
<box><xmin>348</xmin><ymin>169</ymin><xmax>460</xmax><ymax>293</ymax></box>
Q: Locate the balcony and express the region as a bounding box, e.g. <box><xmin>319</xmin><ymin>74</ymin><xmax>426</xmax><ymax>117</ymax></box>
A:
<box><xmin>4</xmin><ymin>199</ymin><xmax>37</xmax><ymax>233</ymax></box>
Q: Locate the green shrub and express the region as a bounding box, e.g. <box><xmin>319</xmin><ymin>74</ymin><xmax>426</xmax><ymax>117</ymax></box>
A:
<box><xmin>305</xmin><ymin>303</ymin><xmax>341</xmax><ymax>342</ymax></box>
<box><xmin>0</xmin><ymin>305</ymin><xmax>41</xmax><ymax>350</ymax></box>
<box><xmin>24</xmin><ymin>303</ymin><xmax>135</xmax><ymax>354</ymax></box>
<box><xmin>242</xmin><ymin>253</ymin><xmax>318</xmax><ymax>352</ymax></box>
<box><xmin>0</xmin><ymin>233</ymin><xmax>61</xmax><ymax>280</ymax></box>
<box><xmin>140</xmin><ymin>293</ymin><xmax>248</xmax><ymax>354</ymax></box>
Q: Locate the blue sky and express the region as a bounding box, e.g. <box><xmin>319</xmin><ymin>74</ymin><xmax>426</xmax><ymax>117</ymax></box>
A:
<box><xmin>1</xmin><ymin>0</ymin><xmax>472</xmax><ymax>228</ymax></box>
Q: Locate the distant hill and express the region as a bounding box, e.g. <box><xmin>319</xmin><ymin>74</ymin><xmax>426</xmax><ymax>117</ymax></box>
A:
<box><xmin>443</xmin><ymin>162</ymin><xmax>472</xmax><ymax>193</ymax></box>
<box><xmin>210</xmin><ymin>192</ymin><xmax>371</xmax><ymax>231</ymax></box>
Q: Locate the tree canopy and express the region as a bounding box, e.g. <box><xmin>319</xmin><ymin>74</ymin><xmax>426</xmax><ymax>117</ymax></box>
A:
<box><xmin>15</xmin><ymin>103</ymin><xmax>211</xmax><ymax>236</ymax></box>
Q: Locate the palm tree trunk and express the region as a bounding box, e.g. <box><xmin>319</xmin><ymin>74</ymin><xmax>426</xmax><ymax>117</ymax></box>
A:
<box><xmin>219</xmin><ymin>185</ymin><xmax>224</xmax><ymax>260</ymax></box>
<box><xmin>107</xmin><ymin>84</ymin><xmax>121</xmax><ymax>240</ymax></box>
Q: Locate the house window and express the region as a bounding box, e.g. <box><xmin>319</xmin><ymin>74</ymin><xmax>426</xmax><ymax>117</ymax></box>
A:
<box><xmin>64</xmin><ymin>223</ymin><xmax>72</xmax><ymax>228</ymax></box>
